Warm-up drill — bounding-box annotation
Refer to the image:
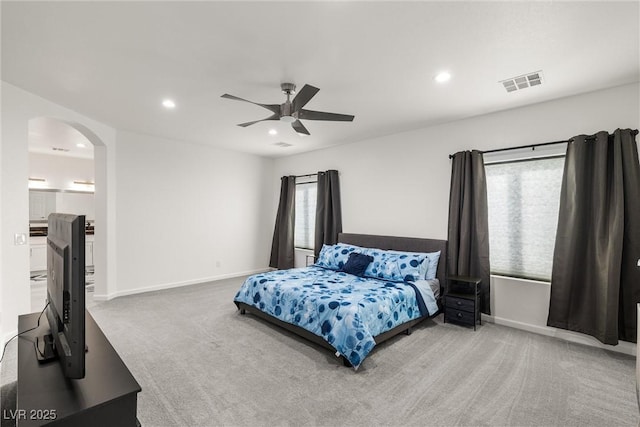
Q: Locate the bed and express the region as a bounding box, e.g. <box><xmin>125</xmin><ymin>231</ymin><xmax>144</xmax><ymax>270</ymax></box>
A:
<box><xmin>234</xmin><ymin>233</ymin><xmax>447</xmax><ymax>369</ymax></box>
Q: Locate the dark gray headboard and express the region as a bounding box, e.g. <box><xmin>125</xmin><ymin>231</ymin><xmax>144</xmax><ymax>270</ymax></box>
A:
<box><xmin>338</xmin><ymin>233</ymin><xmax>448</xmax><ymax>285</ymax></box>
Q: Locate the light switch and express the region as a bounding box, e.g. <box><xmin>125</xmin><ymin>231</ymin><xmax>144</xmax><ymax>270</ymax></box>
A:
<box><xmin>14</xmin><ymin>233</ymin><xmax>27</xmax><ymax>245</ymax></box>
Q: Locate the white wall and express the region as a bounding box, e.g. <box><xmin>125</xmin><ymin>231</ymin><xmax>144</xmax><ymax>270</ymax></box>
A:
<box><xmin>29</xmin><ymin>152</ymin><xmax>95</xmax><ymax>192</ymax></box>
<box><xmin>0</xmin><ymin>82</ymin><xmax>117</xmax><ymax>344</ymax></box>
<box><xmin>112</xmin><ymin>130</ymin><xmax>274</xmax><ymax>297</ymax></box>
<box><xmin>1</xmin><ymin>83</ymin><xmax>276</xmax><ymax>345</ymax></box>
<box><xmin>3</xmin><ymin>79</ymin><xmax>637</xmax><ymax>353</ymax></box>
<box><xmin>0</xmin><ymin>83</ymin><xmax>3</xmax><ymax>340</ymax></box>
<box><xmin>273</xmin><ymin>82</ymin><xmax>640</xmax><ymax>353</ymax></box>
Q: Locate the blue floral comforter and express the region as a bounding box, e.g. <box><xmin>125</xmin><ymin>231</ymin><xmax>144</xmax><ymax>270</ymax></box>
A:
<box><xmin>233</xmin><ymin>266</ymin><xmax>438</xmax><ymax>369</ymax></box>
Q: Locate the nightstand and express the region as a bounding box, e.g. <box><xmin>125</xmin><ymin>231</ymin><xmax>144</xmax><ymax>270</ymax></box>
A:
<box><xmin>444</xmin><ymin>275</ymin><xmax>481</xmax><ymax>330</ymax></box>
<box><xmin>305</xmin><ymin>254</ymin><xmax>316</xmax><ymax>267</ymax></box>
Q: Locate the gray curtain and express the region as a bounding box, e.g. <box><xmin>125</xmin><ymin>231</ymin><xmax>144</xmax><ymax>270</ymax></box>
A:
<box><xmin>548</xmin><ymin>129</ymin><xmax>640</xmax><ymax>344</ymax></box>
<box><xmin>447</xmin><ymin>150</ymin><xmax>491</xmax><ymax>314</ymax></box>
<box><xmin>314</xmin><ymin>170</ymin><xmax>342</xmax><ymax>258</ymax></box>
<box><xmin>269</xmin><ymin>176</ymin><xmax>296</xmax><ymax>269</ymax></box>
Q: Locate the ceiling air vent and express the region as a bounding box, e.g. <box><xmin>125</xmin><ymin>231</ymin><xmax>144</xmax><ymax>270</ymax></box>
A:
<box><xmin>500</xmin><ymin>71</ymin><xmax>543</xmax><ymax>93</ymax></box>
<box><xmin>52</xmin><ymin>147</ymin><xmax>70</xmax><ymax>152</ymax></box>
<box><xmin>274</xmin><ymin>142</ymin><xmax>292</xmax><ymax>148</ymax></box>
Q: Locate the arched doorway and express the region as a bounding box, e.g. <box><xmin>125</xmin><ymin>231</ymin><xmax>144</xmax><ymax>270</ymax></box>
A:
<box><xmin>27</xmin><ymin>117</ymin><xmax>109</xmax><ymax>309</ymax></box>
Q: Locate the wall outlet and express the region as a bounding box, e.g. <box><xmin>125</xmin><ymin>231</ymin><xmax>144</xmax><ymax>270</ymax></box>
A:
<box><xmin>14</xmin><ymin>233</ymin><xmax>27</xmax><ymax>245</ymax></box>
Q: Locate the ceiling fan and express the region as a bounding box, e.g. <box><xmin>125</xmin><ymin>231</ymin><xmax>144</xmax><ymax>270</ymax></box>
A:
<box><xmin>221</xmin><ymin>83</ymin><xmax>355</xmax><ymax>136</ymax></box>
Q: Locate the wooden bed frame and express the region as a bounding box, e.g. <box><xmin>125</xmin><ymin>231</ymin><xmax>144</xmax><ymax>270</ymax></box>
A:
<box><xmin>235</xmin><ymin>233</ymin><xmax>448</xmax><ymax>367</ymax></box>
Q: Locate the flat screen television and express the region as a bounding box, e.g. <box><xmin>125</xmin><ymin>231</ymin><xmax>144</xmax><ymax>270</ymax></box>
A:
<box><xmin>36</xmin><ymin>213</ymin><xmax>86</xmax><ymax>379</ymax></box>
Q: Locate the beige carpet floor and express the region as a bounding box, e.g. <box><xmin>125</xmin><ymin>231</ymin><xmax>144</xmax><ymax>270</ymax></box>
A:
<box><xmin>2</xmin><ymin>275</ymin><xmax>637</xmax><ymax>426</ymax></box>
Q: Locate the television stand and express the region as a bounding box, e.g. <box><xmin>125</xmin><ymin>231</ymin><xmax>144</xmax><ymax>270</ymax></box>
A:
<box><xmin>16</xmin><ymin>311</ymin><xmax>141</xmax><ymax>426</ymax></box>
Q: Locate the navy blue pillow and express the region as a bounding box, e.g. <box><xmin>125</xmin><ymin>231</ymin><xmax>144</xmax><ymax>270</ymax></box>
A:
<box><xmin>339</xmin><ymin>252</ymin><xmax>374</xmax><ymax>277</ymax></box>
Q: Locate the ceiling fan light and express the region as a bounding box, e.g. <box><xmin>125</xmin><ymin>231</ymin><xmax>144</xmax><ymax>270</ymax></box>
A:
<box><xmin>222</xmin><ymin>83</ymin><xmax>354</xmax><ymax>137</ymax></box>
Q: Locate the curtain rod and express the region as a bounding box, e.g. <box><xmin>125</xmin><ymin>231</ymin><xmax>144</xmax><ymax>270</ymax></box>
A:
<box><xmin>448</xmin><ymin>139</ymin><xmax>568</xmax><ymax>159</ymax></box>
<box><xmin>448</xmin><ymin>129</ymin><xmax>639</xmax><ymax>159</ymax></box>
<box><xmin>294</xmin><ymin>173</ymin><xmax>318</xmax><ymax>179</ymax></box>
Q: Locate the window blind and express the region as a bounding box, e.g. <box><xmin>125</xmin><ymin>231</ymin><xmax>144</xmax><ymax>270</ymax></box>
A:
<box><xmin>485</xmin><ymin>156</ymin><xmax>564</xmax><ymax>281</ymax></box>
<box><xmin>295</xmin><ymin>182</ymin><xmax>317</xmax><ymax>250</ymax></box>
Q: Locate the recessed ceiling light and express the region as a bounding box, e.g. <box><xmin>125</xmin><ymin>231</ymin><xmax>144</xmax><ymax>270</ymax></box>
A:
<box><xmin>268</xmin><ymin>129</ymin><xmax>277</xmax><ymax>136</ymax></box>
<box><xmin>162</xmin><ymin>99</ymin><xmax>176</xmax><ymax>109</ymax></box>
<box><xmin>76</xmin><ymin>143</ymin><xmax>86</xmax><ymax>148</ymax></box>
<box><xmin>435</xmin><ymin>72</ymin><xmax>451</xmax><ymax>83</ymax></box>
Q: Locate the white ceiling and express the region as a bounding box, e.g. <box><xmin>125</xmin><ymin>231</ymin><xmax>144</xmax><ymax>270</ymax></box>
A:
<box><xmin>2</xmin><ymin>1</ymin><xmax>639</xmax><ymax>158</ymax></box>
<box><xmin>29</xmin><ymin>117</ymin><xmax>94</xmax><ymax>159</ymax></box>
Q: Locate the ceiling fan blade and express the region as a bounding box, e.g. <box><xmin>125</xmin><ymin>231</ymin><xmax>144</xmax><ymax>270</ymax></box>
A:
<box><xmin>298</xmin><ymin>109</ymin><xmax>355</xmax><ymax>122</ymax></box>
<box><xmin>221</xmin><ymin>93</ymin><xmax>281</xmax><ymax>114</ymax></box>
<box><xmin>291</xmin><ymin>120</ymin><xmax>310</xmax><ymax>135</ymax></box>
<box><xmin>291</xmin><ymin>84</ymin><xmax>320</xmax><ymax>112</ymax></box>
<box><xmin>237</xmin><ymin>113</ymin><xmax>280</xmax><ymax>127</ymax></box>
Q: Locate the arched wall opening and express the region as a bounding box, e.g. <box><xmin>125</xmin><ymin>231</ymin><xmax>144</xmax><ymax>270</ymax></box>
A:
<box><xmin>26</xmin><ymin>117</ymin><xmax>109</xmax><ymax>304</ymax></box>
<box><xmin>1</xmin><ymin>83</ymin><xmax>117</xmax><ymax>346</ymax></box>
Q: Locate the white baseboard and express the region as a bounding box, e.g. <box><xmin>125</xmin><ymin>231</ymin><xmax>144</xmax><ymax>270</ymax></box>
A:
<box><xmin>93</xmin><ymin>268</ymin><xmax>270</xmax><ymax>301</ymax></box>
<box><xmin>483</xmin><ymin>314</ymin><xmax>636</xmax><ymax>356</ymax></box>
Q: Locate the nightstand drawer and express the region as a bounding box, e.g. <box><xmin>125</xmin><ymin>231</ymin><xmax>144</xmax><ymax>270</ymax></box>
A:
<box><xmin>445</xmin><ymin>307</ymin><xmax>476</xmax><ymax>326</ymax></box>
<box><xmin>445</xmin><ymin>295</ymin><xmax>475</xmax><ymax>312</ymax></box>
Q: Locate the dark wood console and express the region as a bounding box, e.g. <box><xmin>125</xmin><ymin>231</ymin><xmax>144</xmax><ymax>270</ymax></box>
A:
<box><xmin>16</xmin><ymin>311</ymin><xmax>141</xmax><ymax>426</ymax></box>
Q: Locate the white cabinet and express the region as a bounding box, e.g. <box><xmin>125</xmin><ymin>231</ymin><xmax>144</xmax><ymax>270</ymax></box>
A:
<box><xmin>29</xmin><ymin>190</ymin><xmax>95</xmax><ymax>221</ymax></box>
<box><xmin>30</xmin><ymin>244</ymin><xmax>47</xmax><ymax>272</ymax></box>
<box><xmin>30</xmin><ymin>240</ymin><xmax>93</xmax><ymax>272</ymax></box>
<box><xmin>57</xmin><ymin>192</ymin><xmax>95</xmax><ymax>220</ymax></box>
<box><xmin>29</xmin><ymin>191</ymin><xmax>56</xmax><ymax>221</ymax></box>
<box><xmin>85</xmin><ymin>241</ymin><xmax>94</xmax><ymax>267</ymax></box>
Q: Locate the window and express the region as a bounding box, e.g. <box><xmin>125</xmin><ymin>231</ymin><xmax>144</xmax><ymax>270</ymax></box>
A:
<box><xmin>295</xmin><ymin>181</ymin><xmax>317</xmax><ymax>250</ymax></box>
<box><xmin>485</xmin><ymin>156</ymin><xmax>564</xmax><ymax>281</ymax></box>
